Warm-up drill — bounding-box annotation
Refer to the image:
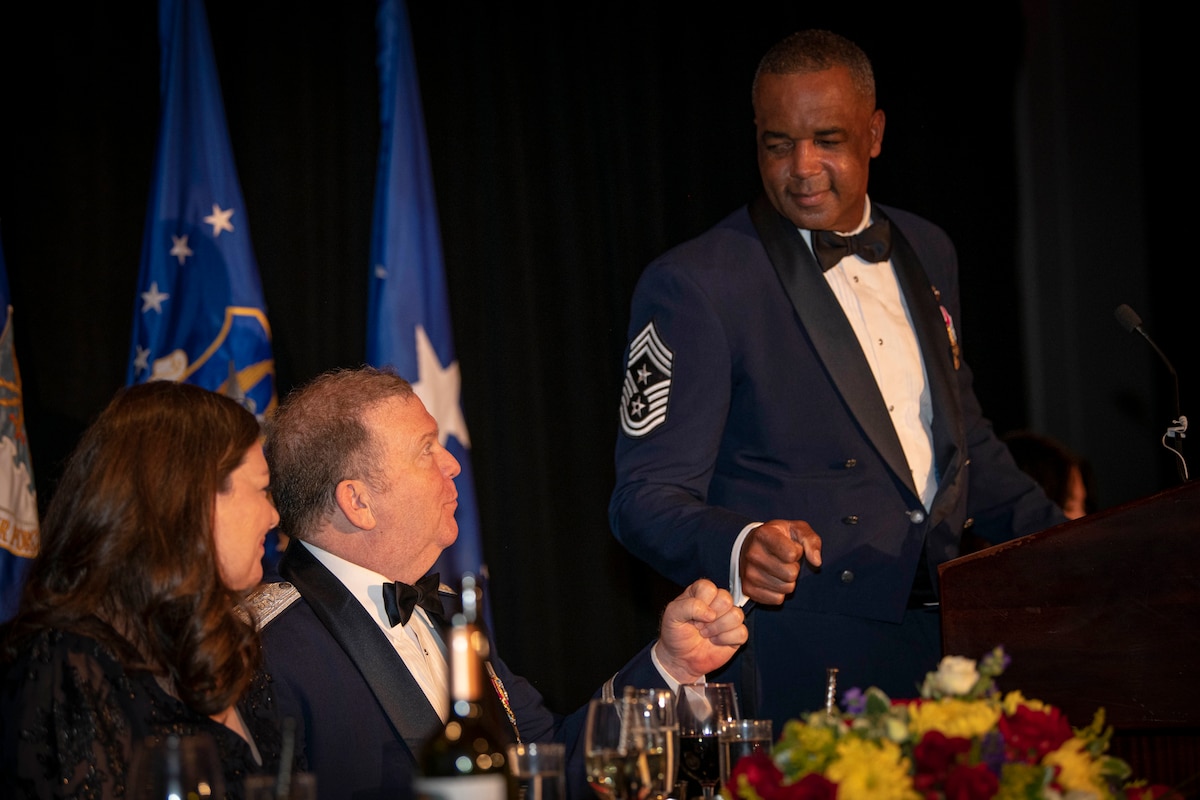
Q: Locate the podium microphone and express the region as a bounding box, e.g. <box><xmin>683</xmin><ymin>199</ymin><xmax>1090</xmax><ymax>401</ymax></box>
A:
<box><xmin>1114</xmin><ymin>303</ymin><xmax>1189</xmax><ymax>481</ymax></box>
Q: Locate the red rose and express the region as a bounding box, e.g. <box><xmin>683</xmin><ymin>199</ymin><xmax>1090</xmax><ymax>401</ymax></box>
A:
<box><xmin>912</xmin><ymin>731</ymin><xmax>973</xmax><ymax>795</ymax></box>
<box><xmin>913</xmin><ymin>730</ymin><xmax>972</xmax><ymax>776</ymax></box>
<box><xmin>999</xmin><ymin>704</ymin><xmax>1073</xmax><ymax>762</ymax></box>
<box><xmin>776</xmin><ymin>773</ymin><xmax>837</xmax><ymax>800</ymax></box>
<box><xmin>726</xmin><ymin>753</ymin><xmax>783</xmax><ymax>799</ymax></box>
<box><xmin>943</xmin><ymin>764</ymin><xmax>999</xmax><ymax>800</ymax></box>
<box><xmin>724</xmin><ymin>754</ymin><xmax>836</xmax><ymax>800</ymax></box>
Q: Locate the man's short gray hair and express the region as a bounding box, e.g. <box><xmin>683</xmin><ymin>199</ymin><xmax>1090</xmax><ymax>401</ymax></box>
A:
<box><xmin>265</xmin><ymin>366</ymin><xmax>415</xmax><ymax>541</ymax></box>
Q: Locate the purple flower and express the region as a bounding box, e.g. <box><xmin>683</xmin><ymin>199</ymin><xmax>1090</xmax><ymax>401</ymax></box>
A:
<box><xmin>841</xmin><ymin>687</ymin><xmax>866</xmax><ymax>715</ymax></box>
<box><xmin>978</xmin><ymin>729</ymin><xmax>1006</xmax><ymax>775</ymax></box>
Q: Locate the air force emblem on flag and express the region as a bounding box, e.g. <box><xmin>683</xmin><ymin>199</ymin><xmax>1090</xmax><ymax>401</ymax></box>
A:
<box><xmin>620</xmin><ymin>321</ymin><xmax>673</xmax><ymax>438</ymax></box>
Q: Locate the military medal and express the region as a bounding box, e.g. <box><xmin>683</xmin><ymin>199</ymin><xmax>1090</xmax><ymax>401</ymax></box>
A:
<box><xmin>932</xmin><ymin>285</ymin><xmax>961</xmax><ymax>370</ymax></box>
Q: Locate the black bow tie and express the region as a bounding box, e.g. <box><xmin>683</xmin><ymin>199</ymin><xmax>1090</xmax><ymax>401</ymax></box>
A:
<box><xmin>382</xmin><ymin>573</ymin><xmax>445</xmax><ymax>627</ymax></box>
<box><xmin>812</xmin><ymin>219</ymin><xmax>892</xmax><ymax>271</ymax></box>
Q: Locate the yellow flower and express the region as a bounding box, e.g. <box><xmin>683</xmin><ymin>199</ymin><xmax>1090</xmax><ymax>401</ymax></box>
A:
<box><xmin>793</xmin><ymin>723</ymin><xmax>837</xmax><ymax>753</ymax></box>
<box><xmin>1001</xmin><ymin>690</ymin><xmax>1046</xmax><ymax>715</ymax></box>
<box><xmin>773</xmin><ymin>721</ymin><xmax>838</xmax><ymax>777</ymax></box>
<box><xmin>908</xmin><ymin>698</ymin><xmax>1000</xmax><ymax>739</ymax></box>
<box><xmin>825</xmin><ymin>738</ymin><xmax>920</xmax><ymax>800</ymax></box>
<box><xmin>996</xmin><ymin>762</ymin><xmax>1053</xmax><ymax>799</ymax></box>
<box><xmin>1044</xmin><ymin>738</ymin><xmax>1109</xmax><ymax>799</ymax></box>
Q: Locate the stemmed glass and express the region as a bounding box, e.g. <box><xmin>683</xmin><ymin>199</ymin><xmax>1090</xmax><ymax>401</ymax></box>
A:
<box><xmin>634</xmin><ymin>689</ymin><xmax>678</xmax><ymax>800</ymax></box>
<box><xmin>584</xmin><ymin>696</ymin><xmax>642</xmax><ymax>800</ymax></box>
<box><xmin>675</xmin><ymin>683</ymin><xmax>739</xmax><ymax>800</ymax></box>
<box><xmin>584</xmin><ymin>694</ymin><xmax>661</xmax><ymax>800</ymax></box>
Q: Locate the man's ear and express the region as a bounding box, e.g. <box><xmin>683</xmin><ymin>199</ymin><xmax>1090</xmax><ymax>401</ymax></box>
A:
<box><xmin>334</xmin><ymin>479</ymin><xmax>377</xmax><ymax>531</ymax></box>
<box><xmin>869</xmin><ymin>108</ymin><xmax>885</xmax><ymax>157</ymax></box>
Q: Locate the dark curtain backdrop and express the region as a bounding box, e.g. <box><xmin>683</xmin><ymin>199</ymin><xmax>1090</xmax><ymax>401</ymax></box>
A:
<box><xmin>0</xmin><ymin>2</ymin><xmax>1184</xmax><ymax>713</ymax></box>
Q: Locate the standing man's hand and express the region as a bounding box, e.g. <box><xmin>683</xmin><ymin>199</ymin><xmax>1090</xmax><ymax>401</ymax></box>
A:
<box><xmin>739</xmin><ymin>520</ymin><xmax>822</xmax><ymax>605</ymax></box>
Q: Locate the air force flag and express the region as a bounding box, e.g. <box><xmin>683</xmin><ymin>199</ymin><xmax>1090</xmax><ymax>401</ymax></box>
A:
<box><xmin>368</xmin><ymin>0</ymin><xmax>483</xmax><ymax>578</ymax></box>
<box><xmin>127</xmin><ymin>0</ymin><xmax>275</xmax><ymax>418</ymax></box>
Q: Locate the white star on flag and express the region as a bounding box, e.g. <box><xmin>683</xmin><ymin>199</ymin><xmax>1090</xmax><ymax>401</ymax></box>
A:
<box><xmin>374</xmin><ymin>264</ymin><xmax>388</xmax><ymax>280</ymax></box>
<box><xmin>141</xmin><ymin>282</ymin><xmax>170</xmax><ymax>313</ymax></box>
<box><xmin>133</xmin><ymin>346</ymin><xmax>150</xmax><ymax>373</ymax></box>
<box><xmin>411</xmin><ymin>324</ymin><xmax>470</xmax><ymax>448</ymax></box>
<box><xmin>169</xmin><ymin>234</ymin><xmax>193</xmax><ymax>265</ymax></box>
<box><xmin>203</xmin><ymin>204</ymin><xmax>235</xmax><ymax>237</ymax></box>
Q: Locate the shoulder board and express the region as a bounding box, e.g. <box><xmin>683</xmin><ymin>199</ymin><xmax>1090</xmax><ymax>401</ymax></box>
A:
<box><xmin>240</xmin><ymin>581</ymin><xmax>301</xmax><ymax>631</ymax></box>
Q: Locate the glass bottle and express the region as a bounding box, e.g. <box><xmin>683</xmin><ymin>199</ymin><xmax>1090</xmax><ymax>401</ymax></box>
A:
<box><xmin>414</xmin><ymin>574</ymin><xmax>513</xmax><ymax>800</ymax></box>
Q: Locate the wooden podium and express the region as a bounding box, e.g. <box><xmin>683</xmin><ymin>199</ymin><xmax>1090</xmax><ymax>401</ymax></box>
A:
<box><xmin>939</xmin><ymin>479</ymin><xmax>1200</xmax><ymax>790</ymax></box>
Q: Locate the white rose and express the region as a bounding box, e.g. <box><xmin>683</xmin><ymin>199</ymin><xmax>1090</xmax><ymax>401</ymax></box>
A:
<box><xmin>932</xmin><ymin>656</ymin><xmax>979</xmax><ymax>696</ymax></box>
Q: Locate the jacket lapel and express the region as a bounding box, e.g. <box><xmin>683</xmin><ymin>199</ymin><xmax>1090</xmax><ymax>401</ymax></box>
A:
<box><xmin>880</xmin><ymin>207</ymin><xmax>967</xmax><ymax>525</ymax></box>
<box><xmin>748</xmin><ymin>194</ymin><xmax>916</xmax><ymax>498</ymax></box>
<box><xmin>279</xmin><ymin>541</ymin><xmax>443</xmax><ymax>757</ymax></box>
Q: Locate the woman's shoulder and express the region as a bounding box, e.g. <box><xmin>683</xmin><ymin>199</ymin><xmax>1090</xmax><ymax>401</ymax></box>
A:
<box><xmin>3</xmin><ymin>625</ymin><xmax>125</xmax><ymax>682</ymax></box>
<box><xmin>2</xmin><ymin>623</ymin><xmax>184</xmax><ymax>732</ymax></box>
<box><xmin>0</xmin><ymin>626</ymin><xmax>156</xmax><ymax>797</ymax></box>
<box><xmin>2</xmin><ymin>625</ymin><xmax>158</xmax><ymax>735</ymax></box>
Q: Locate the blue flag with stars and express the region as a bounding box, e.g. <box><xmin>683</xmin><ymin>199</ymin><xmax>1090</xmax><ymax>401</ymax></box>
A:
<box><xmin>127</xmin><ymin>0</ymin><xmax>276</xmax><ymax>422</ymax></box>
<box><xmin>0</xmin><ymin>229</ymin><xmax>40</xmax><ymax>622</ymax></box>
<box><xmin>368</xmin><ymin>0</ymin><xmax>483</xmax><ymax>580</ymax></box>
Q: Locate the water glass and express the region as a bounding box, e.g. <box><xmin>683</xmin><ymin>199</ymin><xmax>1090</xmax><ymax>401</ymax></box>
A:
<box><xmin>507</xmin><ymin>742</ymin><xmax>565</xmax><ymax>800</ymax></box>
<box><xmin>127</xmin><ymin>733</ymin><xmax>224</xmax><ymax>800</ymax></box>
<box><xmin>718</xmin><ymin>719</ymin><xmax>772</xmax><ymax>787</ymax></box>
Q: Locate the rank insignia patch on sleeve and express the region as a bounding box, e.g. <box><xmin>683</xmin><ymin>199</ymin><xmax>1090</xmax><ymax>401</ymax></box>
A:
<box><xmin>620</xmin><ymin>321</ymin><xmax>673</xmax><ymax>438</ymax></box>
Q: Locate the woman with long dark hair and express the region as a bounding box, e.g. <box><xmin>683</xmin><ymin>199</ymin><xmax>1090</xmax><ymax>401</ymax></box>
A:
<box><xmin>1</xmin><ymin>381</ymin><xmax>288</xmax><ymax>798</ymax></box>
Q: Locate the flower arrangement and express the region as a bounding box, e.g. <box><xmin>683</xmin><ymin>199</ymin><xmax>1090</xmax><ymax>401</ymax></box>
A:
<box><xmin>722</xmin><ymin>648</ymin><xmax>1173</xmax><ymax>800</ymax></box>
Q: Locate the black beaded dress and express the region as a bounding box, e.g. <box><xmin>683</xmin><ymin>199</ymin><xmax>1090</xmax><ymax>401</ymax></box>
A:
<box><xmin>1</xmin><ymin>628</ymin><xmax>293</xmax><ymax>799</ymax></box>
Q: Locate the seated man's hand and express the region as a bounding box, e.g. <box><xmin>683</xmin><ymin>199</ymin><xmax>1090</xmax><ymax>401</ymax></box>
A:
<box><xmin>653</xmin><ymin>579</ymin><xmax>747</xmax><ymax>685</ymax></box>
<box><xmin>739</xmin><ymin>519</ymin><xmax>822</xmax><ymax>605</ymax></box>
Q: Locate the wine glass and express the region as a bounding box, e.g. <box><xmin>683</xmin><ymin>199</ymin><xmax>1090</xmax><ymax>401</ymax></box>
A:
<box><xmin>675</xmin><ymin>683</ymin><xmax>739</xmax><ymax>800</ymax></box>
<box><xmin>584</xmin><ymin>696</ymin><xmax>655</xmax><ymax>800</ymax></box>
<box><xmin>633</xmin><ymin>689</ymin><xmax>678</xmax><ymax>800</ymax></box>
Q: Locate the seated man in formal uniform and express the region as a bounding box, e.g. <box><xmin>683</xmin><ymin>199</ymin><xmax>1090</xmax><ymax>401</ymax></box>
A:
<box><xmin>249</xmin><ymin>366</ymin><xmax>746</xmax><ymax>800</ymax></box>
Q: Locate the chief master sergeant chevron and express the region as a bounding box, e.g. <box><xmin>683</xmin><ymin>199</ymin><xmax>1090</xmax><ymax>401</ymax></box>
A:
<box><xmin>609</xmin><ymin>29</ymin><xmax>1066</xmax><ymax>726</ymax></box>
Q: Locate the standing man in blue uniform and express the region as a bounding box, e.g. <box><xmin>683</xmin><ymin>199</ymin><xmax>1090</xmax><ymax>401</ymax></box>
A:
<box><xmin>609</xmin><ymin>30</ymin><xmax>1065</xmax><ymax>725</ymax></box>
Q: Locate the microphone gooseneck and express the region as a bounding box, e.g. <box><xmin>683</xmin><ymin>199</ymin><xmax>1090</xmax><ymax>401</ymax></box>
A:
<box><xmin>1114</xmin><ymin>304</ymin><xmax>1188</xmax><ymax>482</ymax></box>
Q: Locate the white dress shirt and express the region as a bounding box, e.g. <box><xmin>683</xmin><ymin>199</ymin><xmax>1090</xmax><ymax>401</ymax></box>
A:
<box><xmin>301</xmin><ymin>541</ymin><xmax>450</xmax><ymax>721</ymax></box>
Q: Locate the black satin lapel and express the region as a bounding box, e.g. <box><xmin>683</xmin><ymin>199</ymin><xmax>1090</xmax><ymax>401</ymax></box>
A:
<box><xmin>881</xmin><ymin>209</ymin><xmax>966</xmax><ymax>520</ymax></box>
<box><xmin>279</xmin><ymin>542</ymin><xmax>442</xmax><ymax>756</ymax></box>
<box><xmin>748</xmin><ymin>194</ymin><xmax>915</xmax><ymax>495</ymax></box>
